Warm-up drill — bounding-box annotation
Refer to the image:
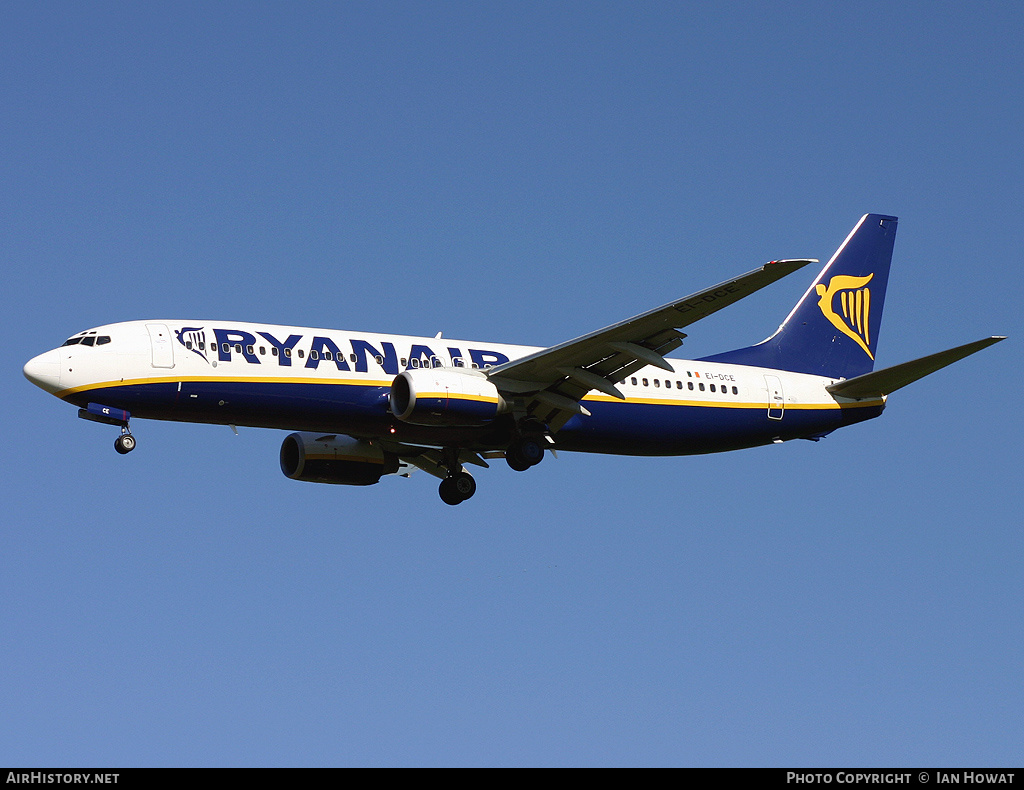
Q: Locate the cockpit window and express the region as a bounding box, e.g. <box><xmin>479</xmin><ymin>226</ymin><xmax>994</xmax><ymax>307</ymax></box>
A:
<box><xmin>62</xmin><ymin>334</ymin><xmax>112</xmax><ymax>347</ymax></box>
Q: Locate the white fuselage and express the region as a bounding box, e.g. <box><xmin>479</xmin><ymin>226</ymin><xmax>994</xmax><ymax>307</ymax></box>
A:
<box><xmin>25</xmin><ymin>319</ymin><xmax>884</xmax><ymax>457</ymax></box>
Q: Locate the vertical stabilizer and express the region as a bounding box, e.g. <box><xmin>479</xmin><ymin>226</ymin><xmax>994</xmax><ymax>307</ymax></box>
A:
<box><xmin>700</xmin><ymin>214</ymin><xmax>898</xmax><ymax>379</ymax></box>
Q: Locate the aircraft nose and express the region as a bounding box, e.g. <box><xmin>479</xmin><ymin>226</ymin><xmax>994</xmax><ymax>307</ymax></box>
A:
<box><xmin>23</xmin><ymin>349</ymin><xmax>62</xmax><ymax>393</ymax></box>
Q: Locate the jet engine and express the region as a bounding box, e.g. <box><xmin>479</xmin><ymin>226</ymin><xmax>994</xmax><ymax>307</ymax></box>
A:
<box><xmin>389</xmin><ymin>368</ymin><xmax>508</xmax><ymax>427</ymax></box>
<box><xmin>280</xmin><ymin>432</ymin><xmax>400</xmax><ymax>486</ymax></box>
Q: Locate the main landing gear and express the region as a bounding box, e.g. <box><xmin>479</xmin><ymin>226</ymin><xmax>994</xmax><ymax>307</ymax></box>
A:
<box><xmin>438</xmin><ymin>471</ymin><xmax>476</xmax><ymax>506</ymax></box>
<box><xmin>434</xmin><ymin>429</ymin><xmax>547</xmax><ymax>505</ymax></box>
<box><xmin>437</xmin><ymin>447</ymin><xmax>477</xmax><ymax>506</ymax></box>
<box><xmin>505</xmin><ymin>435</ymin><xmax>544</xmax><ymax>472</ymax></box>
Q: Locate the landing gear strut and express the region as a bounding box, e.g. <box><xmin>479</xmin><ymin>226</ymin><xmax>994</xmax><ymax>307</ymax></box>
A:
<box><xmin>437</xmin><ymin>447</ymin><xmax>476</xmax><ymax>505</ymax></box>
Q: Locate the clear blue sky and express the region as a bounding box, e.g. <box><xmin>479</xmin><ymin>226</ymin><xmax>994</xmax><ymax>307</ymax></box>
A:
<box><xmin>3</xmin><ymin>1</ymin><xmax>1021</xmax><ymax>767</ymax></box>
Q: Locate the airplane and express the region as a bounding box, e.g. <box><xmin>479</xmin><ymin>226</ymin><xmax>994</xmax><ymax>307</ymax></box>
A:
<box><xmin>23</xmin><ymin>214</ymin><xmax>1005</xmax><ymax>505</ymax></box>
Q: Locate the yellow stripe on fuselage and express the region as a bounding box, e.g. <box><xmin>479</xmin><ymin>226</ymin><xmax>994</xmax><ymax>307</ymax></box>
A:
<box><xmin>57</xmin><ymin>375</ymin><xmax>883</xmax><ymax>411</ymax></box>
<box><xmin>55</xmin><ymin>374</ymin><xmax>393</xmax><ymax>399</ymax></box>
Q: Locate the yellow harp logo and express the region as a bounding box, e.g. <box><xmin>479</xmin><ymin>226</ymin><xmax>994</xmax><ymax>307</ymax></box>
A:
<box><xmin>815</xmin><ymin>273</ymin><xmax>875</xmax><ymax>359</ymax></box>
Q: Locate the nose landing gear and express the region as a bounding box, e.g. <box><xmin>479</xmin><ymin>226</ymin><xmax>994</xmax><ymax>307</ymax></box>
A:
<box><xmin>114</xmin><ymin>429</ymin><xmax>136</xmax><ymax>455</ymax></box>
<box><xmin>78</xmin><ymin>403</ymin><xmax>136</xmax><ymax>455</ymax></box>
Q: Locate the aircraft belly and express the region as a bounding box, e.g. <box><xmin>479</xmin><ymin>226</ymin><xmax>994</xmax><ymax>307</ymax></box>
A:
<box><xmin>63</xmin><ymin>378</ymin><xmax>883</xmax><ymax>457</ymax></box>
<box><xmin>64</xmin><ymin>379</ymin><xmax>512</xmax><ymax>445</ymax></box>
<box><xmin>67</xmin><ymin>379</ymin><xmax>393</xmax><ymax>430</ymax></box>
<box><xmin>554</xmin><ymin>400</ymin><xmax>877</xmax><ymax>456</ymax></box>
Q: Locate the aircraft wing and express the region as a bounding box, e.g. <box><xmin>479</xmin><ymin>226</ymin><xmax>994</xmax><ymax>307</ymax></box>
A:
<box><xmin>486</xmin><ymin>258</ymin><xmax>815</xmax><ymax>431</ymax></box>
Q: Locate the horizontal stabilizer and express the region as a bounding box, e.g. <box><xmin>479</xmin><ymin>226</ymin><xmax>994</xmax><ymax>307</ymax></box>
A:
<box><xmin>826</xmin><ymin>336</ymin><xmax>1006</xmax><ymax>399</ymax></box>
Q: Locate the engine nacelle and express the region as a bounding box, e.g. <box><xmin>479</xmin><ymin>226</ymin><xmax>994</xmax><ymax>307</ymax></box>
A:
<box><xmin>280</xmin><ymin>432</ymin><xmax>400</xmax><ymax>486</ymax></box>
<box><xmin>389</xmin><ymin>367</ymin><xmax>507</xmax><ymax>427</ymax></box>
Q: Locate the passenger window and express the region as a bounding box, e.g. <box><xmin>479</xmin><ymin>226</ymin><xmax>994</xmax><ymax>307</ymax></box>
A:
<box><xmin>284</xmin><ymin>348</ymin><xmax>292</xmax><ymax>358</ymax></box>
<box><xmin>710</xmin><ymin>384</ymin><xmax>716</xmax><ymax>393</ymax></box>
<box><xmin>400</xmin><ymin>358</ymin><xmax>407</xmax><ymax>367</ymax></box>
<box><xmin>676</xmin><ymin>381</ymin><xmax>682</xmax><ymax>389</ymax></box>
<box><xmin>297</xmin><ymin>349</ymin><xmax>305</xmax><ymax>358</ymax></box>
<box><xmin>688</xmin><ymin>382</ymin><xmax>694</xmax><ymax>390</ymax></box>
<box><xmin>199</xmin><ymin>341</ymin><xmax>205</xmax><ymax>350</ymax></box>
<box><xmin>375</xmin><ymin>355</ymin><xmax>384</xmax><ymax>365</ymax></box>
<box><xmin>222</xmin><ymin>343</ymin><xmax>230</xmax><ymax>353</ymax></box>
<box><xmin>272</xmin><ymin>347</ymin><xmax>279</xmax><ymax>356</ymax></box>
<box><xmin>642</xmin><ymin>378</ymin><xmax>648</xmax><ymax>386</ymax></box>
<box><xmin>185</xmin><ymin>341</ymin><xmax>193</xmax><ymax>350</ymax></box>
<box><xmin>631</xmin><ymin>377</ymin><xmax>637</xmax><ymax>385</ymax></box>
<box><xmin>654</xmin><ymin>379</ymin><xmax>660</xmax><ymax>388</ymax></box>
<box><xmin>310</xmin><ymin>350</ymin><xmax>319</xmax><ymax>360</ymax></box>
<box><xmin>411</xmin><ymin>359</ymin><xmax>419</xmax><ymax>368</ymax></box>
<box><xmin>259</xmin><ymin>346</ymin><xmax>266</xmax><ymax>355</ymax></box>
<box><xmin>699</xmin><ymin>383</ymin><xmax>705</xmax><ymax>391</ymax></box>
<box><xmin>732</xmin><ymin>386</ymin><xmax>738</xmax><ymax>394</ymax></box>
<box><xmin>324</xmin><ymin>351</ymin><xmax>332</xmax><ymax>360</ymax></box>
<box><xmin>234</xmin><ymin>344</ymin><xmax>242</xmax><ymax>353</ymax></box>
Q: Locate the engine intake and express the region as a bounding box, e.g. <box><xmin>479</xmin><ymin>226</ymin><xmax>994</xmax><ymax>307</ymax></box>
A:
<box><xmin>280</xmin><ymin>432</ymin><xmax>399</xmax><ymax>486</ymax></box>
<box><xmin>389</xmin><ymin>367</ymin><xmax>507</xmax><ymax>426</ymax></box>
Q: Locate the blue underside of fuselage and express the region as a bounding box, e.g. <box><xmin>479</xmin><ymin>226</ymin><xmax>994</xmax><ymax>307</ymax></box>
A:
<box><xmin>64</xmin><ymin>380</ymin><xmax>884</xmax><ymax>456</ymax></box>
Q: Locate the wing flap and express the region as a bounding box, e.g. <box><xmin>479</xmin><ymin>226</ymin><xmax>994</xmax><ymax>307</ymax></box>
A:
<box><xmin>377</xmin><ymin>442</ymin><xmax>491</xmax><ymax>479</ymax></box>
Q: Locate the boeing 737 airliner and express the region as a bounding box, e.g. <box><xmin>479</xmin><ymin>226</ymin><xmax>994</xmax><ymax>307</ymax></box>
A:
<box><xmin>24</xmin><ymin>214</ymin><xmax>1004</xmax><ymax>504</ymax></box>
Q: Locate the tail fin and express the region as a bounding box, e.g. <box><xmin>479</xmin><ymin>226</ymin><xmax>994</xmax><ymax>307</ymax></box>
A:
<box><xmin>700</xmin><ymin>213</ymin><xmax>898</xmax><ymax>379</ymax></box>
